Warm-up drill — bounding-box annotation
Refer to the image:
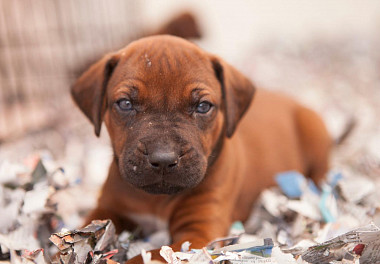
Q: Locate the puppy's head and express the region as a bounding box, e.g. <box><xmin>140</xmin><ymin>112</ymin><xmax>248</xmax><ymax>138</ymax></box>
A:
<box><xmin>71</xmin><ymin>36</ymin><xmax>255</xmax><ymax>195</ymax></box>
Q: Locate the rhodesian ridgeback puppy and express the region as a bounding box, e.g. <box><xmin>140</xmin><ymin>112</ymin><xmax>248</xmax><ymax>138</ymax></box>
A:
<box><xmin>71</xmin><ymin>35</ymin><xmax>331</xmax><ymax>262</ymax></box>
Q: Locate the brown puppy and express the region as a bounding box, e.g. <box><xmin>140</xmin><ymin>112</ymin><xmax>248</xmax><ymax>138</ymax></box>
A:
<box><xmin>71</xmin><ymin>35</ymin><xmax>331</xmax><ymax>262</ymax></box>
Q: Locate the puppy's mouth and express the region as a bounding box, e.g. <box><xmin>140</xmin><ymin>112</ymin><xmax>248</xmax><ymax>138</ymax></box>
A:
<box><xmin>119</xmin><ymin>140</ymin><xmax>208</xmax><ymax>195</ymax></box>
<box><xmin>139</xmin><ymin>181</ymin><xmax>187</xmax><ymax>195</ymax></box>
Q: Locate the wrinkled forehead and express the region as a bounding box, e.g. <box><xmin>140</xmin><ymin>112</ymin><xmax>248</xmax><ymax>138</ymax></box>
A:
<box><xmin>108</xmin><ymin>37</ymin><xmax>220</xmax><ymax>99</ymax></box>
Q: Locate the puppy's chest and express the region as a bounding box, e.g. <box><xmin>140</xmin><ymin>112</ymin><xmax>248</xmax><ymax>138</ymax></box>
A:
<box><xmin>127</xmin><ymin>213</ymin><xmax>168</xmax><ymax>236</ymax></box>
<box><xmin>115</xmin><ymin>184</ymin><xmax>181</xmax><ymax>235</ymax></box>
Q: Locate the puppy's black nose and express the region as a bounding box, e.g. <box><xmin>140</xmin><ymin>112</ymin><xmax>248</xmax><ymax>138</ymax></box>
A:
<box><xmin>148</xmin><ymin>150</ymin><xmax>179</xmax><ymax>170</ymax></box>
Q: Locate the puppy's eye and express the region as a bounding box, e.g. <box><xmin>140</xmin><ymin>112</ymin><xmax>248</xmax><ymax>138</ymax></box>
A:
<box><xmin>116</xmin><ymin>99</ymin><xmax>133</xmax><ymax>111</ymax></box>
<box><xmin>196</xmin><ymin>101</ymin><xmax>213</xmax><ymax>114</ymax></box>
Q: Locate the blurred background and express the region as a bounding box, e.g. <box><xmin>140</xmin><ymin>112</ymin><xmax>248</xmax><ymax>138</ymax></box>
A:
<box><xmin>0</xmin><ymin>0</ymin><xmax>380</xmax><ymax>216</ymax></box>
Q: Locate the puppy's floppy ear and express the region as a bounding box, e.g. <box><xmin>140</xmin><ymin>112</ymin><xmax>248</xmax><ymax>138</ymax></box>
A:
<box><xmin>211</xmin><ymin>56</ymin><xmax>256</xmax><ymax>138</ymax></box>
<box><xmin>71</xmin><ymin>53</ymin><xmax>120</xmax><ymax>137</ymax></box>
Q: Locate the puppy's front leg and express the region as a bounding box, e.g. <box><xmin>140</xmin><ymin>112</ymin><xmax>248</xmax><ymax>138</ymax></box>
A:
<box><xmin>127</xmin><ymin>190</ymin><xmax>233</xmax><ymax>263</ymax></box>
<box><xmin>85</xmin><ymin>206</ymin><xmax>138</xmax><ymax>234</ymax></box>
<box><xmin>169</xmin><ymin>194</ymin><xmax>231</xmax><ymax>248</ymax></box>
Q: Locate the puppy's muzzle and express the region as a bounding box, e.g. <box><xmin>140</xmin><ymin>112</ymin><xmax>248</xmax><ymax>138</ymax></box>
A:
<box><xmin>121</xmin><ymin>136</ymin><xmax>206</xmax><ymax>195</ymax></box>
